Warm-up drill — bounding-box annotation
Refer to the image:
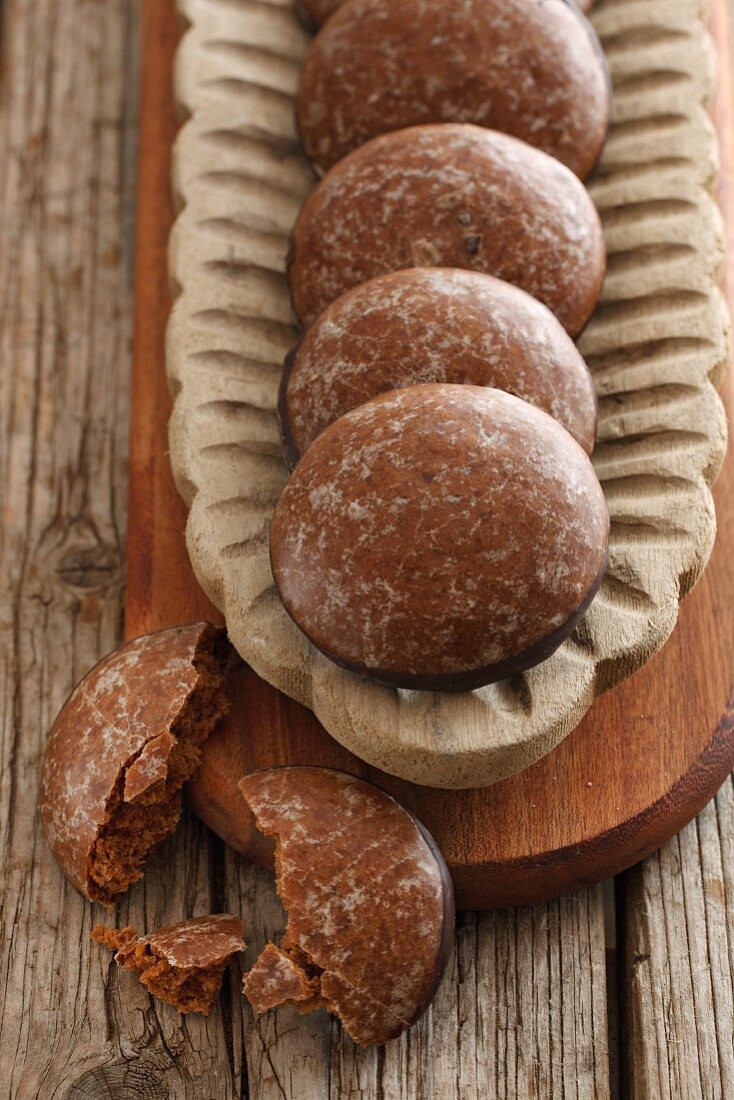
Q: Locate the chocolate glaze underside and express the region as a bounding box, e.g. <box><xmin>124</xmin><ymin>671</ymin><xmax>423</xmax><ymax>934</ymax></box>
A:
<box><xmin>300</xmin><ymin>548</ymin><xmax>610</xmax><ymax>694</ymax></box>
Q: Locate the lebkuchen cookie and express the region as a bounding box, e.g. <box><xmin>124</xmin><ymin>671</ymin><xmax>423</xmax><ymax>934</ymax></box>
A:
<box><xmin>39</xmin><ymin>623</ymin><xmax>229</xmax><ymax>906</ymax></box>
<box><xmin>279</xmin><ymin>268</ymin><xmax>598</xmax><ymax>466</ymax></box>
<box><xmin>297</xmin><ymin>0</ymin><xmax>608</xmax><ymax>177</ymax></box>
<box><xmin>270</xmin><ymin>384</ymin><xmax>609</xmax><ymax>692</ymax></box>
<box><xmin>239</xmin><ymin>767</ymin><xmax>454</xmax><ymax>1046</ymax></box>
<box><xmin>287</xmin><ymin>124</ymin><xmax>605</xmax><ymax>335</ymax></box>
<box><xmin>298</xmin><ymin>0</ymin><xmax>595</xmax><ymax>27</ymax></box>
<box><xmin>92</xmin><ymin>916</ymin><xmax>245</xmax><ymax>1015</ymax></box>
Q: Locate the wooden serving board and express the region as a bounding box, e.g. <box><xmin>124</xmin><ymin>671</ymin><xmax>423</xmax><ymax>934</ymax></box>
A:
<box><xmin>127</xmin><ymin>0</ymin><xmax>734</xmax><ymax>909</ymax></box>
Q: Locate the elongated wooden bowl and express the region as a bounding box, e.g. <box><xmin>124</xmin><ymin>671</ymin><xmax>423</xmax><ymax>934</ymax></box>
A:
<box><xmin>167</xmin><ymin>0</ymin><xmax>729</xmax><ymax>788</ymax></box>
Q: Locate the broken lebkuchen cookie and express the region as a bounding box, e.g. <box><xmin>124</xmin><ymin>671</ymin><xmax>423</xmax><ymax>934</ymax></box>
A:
<box><xmin>239</xmin><ymin>767</ymin><xmax>455</xmax><ymax>1046</ymax></box>
<box><xmin>92</xmin><ymin>914</ymin><xmax>245</xmax><ymax>1015</ymax></box>
<box><xmin>40</xmin><ymin>623</ymin><xmax>230</xmax><ymax>906</ymax></box>
<box><xmin>244</xmin><ymin>942</ymin><xmax>321</xmax><ymax>1014</ymax></box>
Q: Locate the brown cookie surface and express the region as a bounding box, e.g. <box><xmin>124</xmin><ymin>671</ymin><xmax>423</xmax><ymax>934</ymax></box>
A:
<box><xmin>270</xmin><ymin>384</ymin><xmax>609</xmax><ymax>691</ymax></box>
<box><xmin>40</xmin><ymin>623</ymin><xmax>229</xmax><ymax>906</ymax></box>
<box><xmin>287</xmin><ymin>124</ymin><xmax>605</xmax><ymax>335</ymax></box>
<box><xmin>280</xmin><ymin>268</ymin><xmax>598</xmax><ymax>465</ymax></box>
<box><xmin>92</xmin><ymin>914</ymin><xmax>245</xmax><ymax>1015</ymax></box>
<box><xmin>243</xmin><ymin>943</ymin><xmax>321</xmax><ymax>1013</ymax></box>
<box><xmin>297</xmin><ymin>0</ymin><xmax>608</xmax><ymax>178</ymax></box>
<box><xmin>239</xmin><ymin>767</ymin><xmax>454</xmax><ymax>1046</ymax></box>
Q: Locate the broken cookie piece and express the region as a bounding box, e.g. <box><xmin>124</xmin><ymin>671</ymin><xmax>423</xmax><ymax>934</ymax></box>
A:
<box><xmin>92</xmin><ymin>914</ymin><xmax>245</xmax><ymax>1015</ymax></box>
<box><xmin>243</xmin><ymin>942</ymin><xmax>321</xmax><ymax>1014</ymax></box>
<box><xmin>40</xmin><ymin>623</ymin><xmax>230</xmax><ymax>906</ymax></box>
<box><xmin>239</xmin><ymin>767</ymin><xmax>455</xmax><ymax>1046</ymax></box>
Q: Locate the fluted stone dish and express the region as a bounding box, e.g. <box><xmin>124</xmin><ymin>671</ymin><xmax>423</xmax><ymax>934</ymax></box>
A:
<box><xmin>167</xmin><ymin>0</ymin><xmax>729</xmax><ymax>788</ymax></box>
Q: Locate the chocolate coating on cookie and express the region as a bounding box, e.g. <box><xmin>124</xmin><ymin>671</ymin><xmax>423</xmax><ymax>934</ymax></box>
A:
<box><xmin>134</xmin><ymin>914</ymin><xmax>246</xmax><ymax>970</ymax></box>
<box><xmin>298</xmin><ymin>0</ymin><xmax>608</xmax><ymax>178</ymax></box>
<box><xmin>279</xmin><ymin>268</ymin><xmax>598</xmax><ymax>465</ymax></box>
<box><xmin>97</xmin><ymin>914</ymin><xmax>245</xmax><ymax>969</ymax></box>
<box><xmin>243</xmin><ymin>943</ymin><xmax>321</xmax><ymax>1013</ymax></box>
<box><xmin>40</xmin><ymin>623</ymin><xmax>229</xmax><ymax>905</ymax></box>
<box><xmin>287</xmin><ymin>124</ymin><xmax>605</xmax><ymax>334</ymax></box>
<box><xmin>239</xmin><ymin>767</ymin><xmax>454</xmax><ymax>1046</ymax></box>
<box><xmin>271</xmin><ymin>385</ymin><xmax>609</xmax><ymax>691</ymax></box>
<box><xmin>299</xmin><ymin>0</ymin><xmax>598</xmax><ymax>28</ymax></box>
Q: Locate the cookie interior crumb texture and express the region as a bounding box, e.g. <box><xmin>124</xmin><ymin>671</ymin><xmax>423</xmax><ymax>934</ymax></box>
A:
<box><xmin>40</xmin><ymin>624</ymin><xmax>230</xmax><ymax>906</ymax></box>
<box><xmin>89</xmin><ymin>668</ymin><xmax>221</xmax><ymax>902</ymax></box>
<box><xmin>239</xmin><ymin>768</ymin><xmax>455</xmax><ymax>1046</ymax></box>
<box><xmin>92</xmin><ymin>914</ymin><xmax>245</xmax><ymax>1015</ymax></box>
<box><xmin>89</xmin><ymin>636</ymin><xmax>228</xmax><ymax>904</ymax></box>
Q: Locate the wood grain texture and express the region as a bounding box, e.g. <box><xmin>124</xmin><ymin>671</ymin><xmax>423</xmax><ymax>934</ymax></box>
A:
<box><xmin>621</xmin><ymin>788</ymin><xmax>734</xmax><ymax>1099</ymax></box>
<box><xmin>620</xmin><ymin>3</ymin><xmax>734</xmax><ymax>1094</ymax></box>
<box><xmin>224</xmin><ymin>859</ymin><xmax>611</xmax><ymax>1100</ymax></box>
<box><xmin>137</xmin><ymin>0</ymin><xmax>734</xmax><ymax>908</ymax></box>
<box><xmin>166</xmin><ymin>0</ymin><xmax>728</xmax><ymax>790</ymax></box>
<box><xmin>0</xmin><ymin>1</ymin><xmax>235</xmax><ymax>1096</ymax></box>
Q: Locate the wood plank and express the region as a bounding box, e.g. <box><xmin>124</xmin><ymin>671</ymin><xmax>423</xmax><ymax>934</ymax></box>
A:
<box><xmin>225</xmin><ymin>858</ymin><xmax>611</xmax><ymax>1100</ymax></box>
<box><xmin>620</xmin><ymin>0</ymin><xmax>734</xmax><ymax>1093</ymax></box>
<box><xmin>0</xmin><ymin>0</ymin><xmax>235</xmax><ymax>1095</ymax></box>
<box><xmin>126</xmin><ymin>0</ymin><xmax>217</xmax><ymax>637</ymax></box>
<box><xmin>621</xmin><ymin>790</ymin><xmax>734</xmax><ymax>1099</ymax></box>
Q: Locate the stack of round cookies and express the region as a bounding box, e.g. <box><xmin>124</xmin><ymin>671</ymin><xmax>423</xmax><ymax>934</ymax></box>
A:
<box><xmin>271</xmin><ymin>0</ymin><xmax>611</xmax><ymax>693</ymax></box>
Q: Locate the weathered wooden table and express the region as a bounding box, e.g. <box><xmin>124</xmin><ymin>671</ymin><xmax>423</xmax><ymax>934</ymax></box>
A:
<box><xmin>2</xmin><ymin>1</ymin><xmax>734</xmax><ymax>1097</ymax></box>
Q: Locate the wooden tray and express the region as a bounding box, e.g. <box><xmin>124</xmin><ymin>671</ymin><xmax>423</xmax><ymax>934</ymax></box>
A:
<box><xmin>127</xmin><ymin>0</ymin><xmax>734</xmax><ymax>908</ymax></box>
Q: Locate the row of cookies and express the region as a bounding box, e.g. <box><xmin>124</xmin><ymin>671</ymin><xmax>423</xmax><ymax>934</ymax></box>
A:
<box><xmin>268</xmin><ymin>0</ymin><xmax>612</xmax><ymax>693</ymax></box>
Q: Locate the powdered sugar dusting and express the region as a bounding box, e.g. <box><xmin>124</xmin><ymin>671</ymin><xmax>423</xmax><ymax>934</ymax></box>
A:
<box><xmin>288</xmin><ymin>124</ymin><xmax>605</xmax><ymax>334</ymax></box>
<box><xmin>285</xmin><ymin>268</ymin><xmax>597</xmax><ymax>457</ymax></box>
<box><xmin>138</xmin><ymin>913</ymin><xmax>245</xmax><ymax>969</ymax></box>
